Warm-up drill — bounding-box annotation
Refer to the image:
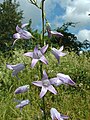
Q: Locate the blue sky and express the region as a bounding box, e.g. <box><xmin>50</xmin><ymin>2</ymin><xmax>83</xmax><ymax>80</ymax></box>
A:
<box><xmin>0</xmin><ymin>0</ymin><xmax>90</xmax><ymax>42</ymax></box>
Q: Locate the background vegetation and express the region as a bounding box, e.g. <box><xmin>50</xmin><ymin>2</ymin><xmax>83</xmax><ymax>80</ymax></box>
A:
<box><xmin>0</xmin><ymin>49</ymin><xmax>90</xmax><ymax>120</ymax></box>
<box><xmin>0</xmin><ymin>0</ymin><xmax>90</xmax><ymax>120</ymax></box>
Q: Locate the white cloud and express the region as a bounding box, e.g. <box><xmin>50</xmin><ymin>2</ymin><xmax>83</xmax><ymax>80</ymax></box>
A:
<box><xmin>17</xmin><ymin>0</ymin><xmax>41</xmax><ymax>28</ymax></box>
<box><xmin>77</xmin><ymin>29</ymin><xmax>90</xmax><ymax>42</ymax></box>
<box><xmin>62</xmin><ymin>0</ymin><xmax>90</xmax><ymax>28</ymax></box>
<box><xmin>18</xmin><ymin>0</ymin><xmax>62</xmax><ymax>29</ymax></box>
<box><xmin>1</xmin><ymin>0</ymin><xmax>90</xmax><ymax>30</ymax></box>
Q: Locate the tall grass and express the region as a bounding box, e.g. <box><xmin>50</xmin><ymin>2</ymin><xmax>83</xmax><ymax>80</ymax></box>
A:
<box><xmin>0</xmin><ymin>50</ymin><xmax>90</xmax><ymax>120</ymax></box>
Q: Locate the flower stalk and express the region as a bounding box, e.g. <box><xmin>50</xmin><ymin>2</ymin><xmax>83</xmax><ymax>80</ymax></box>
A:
<box><xmin>41</xmin><ymin>1</ymin><xmax>46</xmax><ymax>119</ymax></box>
<box><xmin>41</xmin><ymin>0</ymin><xmax>45</xmax><ymax>46</ymax></box>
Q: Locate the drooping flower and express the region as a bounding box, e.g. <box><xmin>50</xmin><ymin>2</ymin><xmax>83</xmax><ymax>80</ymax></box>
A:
<box><xmin>50</xmin><ymin>73</ymin><xmax>75</xmax><ymax>86</ymax></box>
<box><xmin>57</xmin><ymin>73</ymin><xmax>76</xmax><ymax>86</ymax></box>
<box><xmin>6</xmin><ymin>63</ymin><xmax>25</xmax><ymax>79</ymax></box>
<box><xmin>51</xmin><ymin>46</ymin><xmax>66</xmax><ymax>63</ymax></box>
<box><xmin>14</xmin><ymin>85</ymin><xmax>29</xmax><ymax>94</ymax></box>
<box><xmin>50</xmin><ymin>108</ymin><xmax>69</xmax><ymax>120</ymax></box>
<box><xmin>16</xmin><ymin>99</ymin><xmax>30</xmax><ymax>110</ymax></box>
<box><xmin>49</xmin><ymin>31</ymin><xmax>63</xmax><ymax>38</ymax></box>
<box><xmin>32</xmin><ymin>70</ymin><xmax>57</xmax><ymax>98</ymax></box>
<box><xmin>24</xmin><ymin>44</ymin><xmax>48</xmax><ymax>68</ymax></box>
<box><xmin>13</xmin><ymin>23</ymin><xmax>33</xmax><ymax>46</ymax></box>
<box><xmin>46</xmin><ymin>21</ymin><xmax>63</xmax><ymax>38</ymax></box>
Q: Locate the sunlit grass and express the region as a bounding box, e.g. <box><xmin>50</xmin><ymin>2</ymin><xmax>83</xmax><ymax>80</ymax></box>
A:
<box><xmin>0</xmin><ymin>50</ymin><xmax>90</xmax><ymax>120</ymax></box>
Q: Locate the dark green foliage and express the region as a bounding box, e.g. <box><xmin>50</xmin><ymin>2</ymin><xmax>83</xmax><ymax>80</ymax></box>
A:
<box><xmin>82</xmin><ymin>40</ymin><xmax>90</xmax><ymax>50</ymax></box>
<box><xmin>0</xmin><ymin>0</ymin><xmax>23</xmax><ymax>51</ymax></box>
<box><xmin>49</xmin><ymin>22</ymin><xmax>83</xmax><ymax>52</ymax></box>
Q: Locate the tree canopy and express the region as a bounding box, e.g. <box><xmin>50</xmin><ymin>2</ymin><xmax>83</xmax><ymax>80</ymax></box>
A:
<box><xmin>0</xmin><ymin>0</ymin><xmax>23</xmax><ymax>50</ymax></box>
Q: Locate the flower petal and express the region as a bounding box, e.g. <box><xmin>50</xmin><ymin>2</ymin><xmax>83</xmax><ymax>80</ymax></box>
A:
<box><xmin>59</xmin><ymin>46</ymin><xmax>64</xmax><ymax>51</ymax></box>
<box><xmin>59</xmin><ymin>52</ymin><xmax>66</xmax><ymax>57</ymax></box>
<box><xmin>34</xmin><ymin>45</ymin><xmax>39</xmax><ymax>53</ymax></box>
<box><xmin>32</xmin><ymin>81</ymin><xmax>42</xmax><ymax>87</ymax></box>
<box><xmin>50</xmin><ymin>108</ymin><xmax>61</xmax><ymax>120</ymax></box>
<box><xmin>68</xmin><ymin>79</ymin><xmax>76</xmax><ymax>85</ymax></box>
<box><xmin>40</xmin><ymin>86</ymin><xmax>47</xmax><ymax>98</ymax></box>
<box><xmin>13</xmin><ymin>33</ymin><xmax>21</xmax><ymax>39</ymax></box>
<box><xmin>21</xmin><ymin>23</ymin><xmax>29</xmax><ymax>28</ymax></box>
<box><xmin>31</xmin><ymin>59</ymin><xmax>38</xmax><ymax>68</ymax></box>
<box><xmin>57</xmin><ymin>73</ymin><xmax>67</xmax><ymax>78</ymax></box>
<box><xmin>6</xmin><ymin>64</ymin><xmax>14</xmax><ymax>70</ymax></box>
<box><xmin>61</xmin><ymin>115</ymin><xmax>69</xmax><ymax>119</ymax></box>
<box><xmin>52</xmin><ymin>50</ymin><xmax>60</xmax><ymax>63</ymax></box>
<box><xmin>42</xmin><ymin>70</ymin><xmax>48</xmax><ymax>80</ymax></box>
<box><xmin>50</xmin><ymin>77</ymin><xmax>63</xmax><ymax>86</ymax></box>
<box><xmin>40</xmin><ymin>44</ymin><xmax>48</xmax><ymax>54</ymax></box>
<box><xmin>40</xmin><ymin>55</ymin><xmax>48</xmax><ymax>64</ymax></box>
<box><xmin>50</xmin><ymin>31</ymin><xmax>63</xmax><ymax>37</ymax></box>
<box><xmin>16</xmin><ymin>25</ymin><xmax>21</xmax><ymax>32</ymax></box>
<box><xmin>20</xmin><ymin>30</ymin><xmax>32</xmax><ymax>39</ymax></box>
<box><xmin>24</xmin><ymin>52</ymin><xmax>33</xmax><ymax>58</ymax></box>
<box><xmin>48</xmin><ymin>85</ymin><xmax>57</xmax><ymax>95</ymax></box>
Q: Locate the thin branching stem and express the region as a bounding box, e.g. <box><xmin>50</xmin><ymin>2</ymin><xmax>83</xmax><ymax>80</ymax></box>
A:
<box><xmin>27</xmin><ymin>0</ymin><xmax>41</xmax><ymax>9</ymax></box>
<box><xmin>41</xmin><ymin>1</ymin><xmax>46</xmax><ymax>120</ymax></box>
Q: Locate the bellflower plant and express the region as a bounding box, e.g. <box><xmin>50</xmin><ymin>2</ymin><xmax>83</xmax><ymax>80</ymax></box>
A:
<box><xmin>50</xmin><ymin>108</ymin><xmax>69</xmax><ymax>120</ymax></box>
<box><xmin>24</xmin><ymin>44</ymin><xmax>48</xmax><ymax>68</ymax></box>
<box><xmin>32</xmin><ymin>70</ymin><xmax>57</xmax><ymax>98</ymax></box>
<box><xmin>13</xmin><ymin>23</ymin><xmax>33</xmax><ymax>46</ymax></box>
<box><xmin>51</xmin><ymin>46</ymin><xmax>66</xmax><ymax>63</ymax></box>
<box><xmin>14</xmin><ymin>85</ymin><xmax>29</xmax><ymax>94</ymax></box>
<box><xmin>7</xmin><ymin>0</ymin><xmax>78</xmax><ymax>119</ymax></box>
<box><xmin>6</xmin><ymin>63</ymin><xmax>25</xmax><ymax>79</ymax></box>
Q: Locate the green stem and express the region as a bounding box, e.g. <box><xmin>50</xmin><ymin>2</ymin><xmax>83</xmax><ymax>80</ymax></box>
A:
<box><xmin>41</xmin><ymin>1</ymin><xmax>46</xmax><ymax>120</ymax></box>
<box><xmin>39</xmin><ymin>62</ymin><xmax>46</xmax><ymax>120</ymax></box>
<box><xmin>41</xmin><ymin>0</ymin><xmax>45</xmax><ymax>46</ymax></box>
<box><xmin>42</xmin><ymin>96</ymin><xmax>46</xmax><ymax>120</ymax></box>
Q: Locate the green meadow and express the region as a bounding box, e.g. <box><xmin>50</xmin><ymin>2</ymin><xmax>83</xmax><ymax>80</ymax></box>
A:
<box><xmin>0</xmin><ymin>49</ymin><xmax>90</xmax><ymax>120</ymax></box>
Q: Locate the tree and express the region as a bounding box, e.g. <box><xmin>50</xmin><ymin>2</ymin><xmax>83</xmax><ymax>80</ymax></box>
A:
<box><xmin>50</xmin><ymin>22</ymin><xmax>83</xmax><ymax>53</ymax></box>
<box><xmin>82</xmin><ymin>40</ymin><xmax>90</xmax><ymax>50</ymax></box>
<box><xmin>0</xmin><ymin>0</ymin><xmax>23</xmax><ymax>51</ymax></box>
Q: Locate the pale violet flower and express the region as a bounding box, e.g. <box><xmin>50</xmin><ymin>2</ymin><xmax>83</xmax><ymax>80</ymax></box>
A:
<box><xmin>6</xmin><ymin>63</ymin><xmax>25</xmax><ymax>79</ymax></box>
<box><xmin>57</xmin><ymin>73</ymin><xmax>76</xmax><ymax>86</ymax></box>
<box><xmin>16</xmin><ymin>99</ymin><xmax>30</xmax><ymax>110</ymax></box>
<box><xmin>13</xmin><ymin>23</ymin><xmax>33</xmax><ymax>46</ymax></box>
<box><xmin>46</xmin><ymin>21</ymin><xmax>63</xmax><ymax>38</ymax></box>
<box><xmin>50</xmin><ymin>108</ymin><xmax>69</xmax><ymax>120</ymax></box>
<box><xmin>24</xmin><ymin>44</ymin><xmax>48</xmax><ymax>68</ymax></box>
<box><xmin>49</xmin><ymin>31</ymin><xmax>63</xmax><ymax>38</ymax></box>
<box><xmin>51</xmin><ymin>46</ymin><xmax>66</xmax><ymax>63</ymax></box>
<box><xmin>50</xmin><ymin>73</ymin><xmax>75</xmax><ymax>86</ymax></box>
<box><xmin>32</xmin><ymin>70</ymin><xmax>57</xmax><ymax>98</ymax></box>
<box><xmin>14</xmin><ymin>85</ymin><xmax>29</xmax><ymax>94</ymax></box>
